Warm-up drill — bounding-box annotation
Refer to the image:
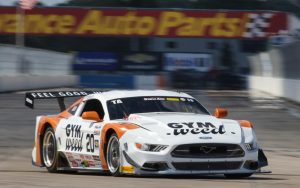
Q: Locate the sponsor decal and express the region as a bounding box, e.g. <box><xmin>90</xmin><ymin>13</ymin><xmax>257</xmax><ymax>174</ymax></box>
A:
<box><xmin>0</xmin><ymin>8</ymin><xmax>287</xmax><ymax>38</ymax></box>
<box><xmin>121</xmin><ymin>166</ymin><xmax>134</xmax><ymax>174</ymax></box>
<box><xmin>25</xmin><ymin>91</ymin><xmax>102</xmax><ymax>109</ymax></box>
<box><xmin>167</xmin><ymin>122</ymin><xmax>226</xmax><ymax>136</ymax></box>
<box><xmin>164</xmin><ymin>53</ymin><xmax>213</xmax><ymax>72</ymax></box>
<box><xmin>199</xmin><ymin>136</ymin><xmax>212</xmax><ymax>139</ymax></box>
<box><xmin>81</xmin><ymin>160</ymin><xmax>89</xmax><ymax>168</ymax></box>
<box><xmin>95</xmin><ymin>162</ymin><xmax>102</xmax><ymax>168</ymax></box>
<box><xmin>93</xmin><ymin>130</ymin><xmax>100</xmax><ymax>135</ymax></box>
<box><xmin>125</xmin><ymin>54</ymin><xmax>155</xmax><ymax>64</ymax></box>
<box><xmin>72</xmin><ymin>161</ymin><xmax>79</xmax><ymax>167</ymax></box>
<box><xmin>166</xmin><ymin>97</ymin><xmax>180</xmax><ymax>102</ymax></box>
<box><xmin>144</xmin><ymin>97</ymin><xmax>165</xmax><ymax>101</ymax></box>
<box><xmin>143</xmin><ymin>97</ymin><xmax>195</xmax><ymax>102</ymax></box>
<box><xmin>88</xmin><ymin>161</ymin><xmax>95</xmax><ymax>167</ymax></box>
<box><xmin>65</xmin><ymin>125</ymin><xmax>95</xmax><ymax>153</ymax></box>
<box><xmin>92</xmin><ymin>155</ymin><xmax>100</xmax><ymax>161</ymax></box>
<box><xmin>65</xmin><ymin>124</ymin><xmax>83</xmax><ymax>151</ymax></box>
<box><xmin>29</xmin><ymin>91</ymin><xmax>101</xmax><ymax>99</ymax></box>
<box><xmin>84</xmin><ymin>155</ymin><xmax>93</xmax><ymax>160</ymax></box>
<box><xmin>92</xmin><ymin>155</ymin><xmax>102</xmax><ymax>167</ymax></box>
<box><xmin>93</xmin><ymin>156</ymin><xmax>100</xmax><ymax>160</ymax></box>
<box><xmin>73</xmin><ymin>52</ymin><xmax>118</xmax><ymax>71</ymax></box>
<box><xmin>120</xmin><ymin>52</ymin><xmax>162</xmax><ymax>71</ymax></box>
<box><xmin>67</xmin><ymin>155</ymin><xmax>74</xmax><ymax>161</ymax></box>
<box><xmin>95</xmin><ymin>140</ymin><xmax>99</xmax><ymax>148</ymax></box>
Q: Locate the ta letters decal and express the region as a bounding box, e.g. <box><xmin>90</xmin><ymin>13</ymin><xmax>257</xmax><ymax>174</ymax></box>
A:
<box><xmin>167</xmin><ymin>122</ymin><xmax>226</xmax><ymax>136</ymax></box>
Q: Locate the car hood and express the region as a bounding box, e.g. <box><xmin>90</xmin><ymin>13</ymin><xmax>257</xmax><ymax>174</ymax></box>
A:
<box><xmin>125</xmin><ymin>113</ymin><xmax>242</xmax><ymax>144</ymax></box>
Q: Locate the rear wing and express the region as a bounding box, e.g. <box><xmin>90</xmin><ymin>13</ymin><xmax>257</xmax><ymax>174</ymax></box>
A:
<box><xmin>25</xmin><ymin>91</ymin><xmax>102</xmax><ymax>111</ymax></box>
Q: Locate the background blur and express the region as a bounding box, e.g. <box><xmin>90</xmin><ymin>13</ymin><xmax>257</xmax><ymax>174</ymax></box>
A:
<box><xmin>0</xmin><ymin>0</ymin><xmax>300</xmax><ymax>103</ymax></box>
<box><xmin>1</xmin><ymin>2</ymin><xmax>300</xmax><ymax>187</ymax></box>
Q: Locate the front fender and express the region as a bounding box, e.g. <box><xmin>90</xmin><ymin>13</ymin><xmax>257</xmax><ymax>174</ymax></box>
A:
<box><xmin>100</xmin><ymin>123</ymin><xmax>139</xmax><ymax>170</ymax></box>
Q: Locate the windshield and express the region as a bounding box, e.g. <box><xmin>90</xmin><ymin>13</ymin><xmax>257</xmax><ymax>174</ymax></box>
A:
<box><xmin>107</xmin><ymin>96</ymin><xmax>209</xmax><ymax>120</ymax></box>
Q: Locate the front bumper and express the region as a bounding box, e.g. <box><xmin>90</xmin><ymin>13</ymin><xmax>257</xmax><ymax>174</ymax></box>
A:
<box><xmin>121</xmin><ymin>143</ymin><xmax>262</xmax><ymax>175</ymax></box>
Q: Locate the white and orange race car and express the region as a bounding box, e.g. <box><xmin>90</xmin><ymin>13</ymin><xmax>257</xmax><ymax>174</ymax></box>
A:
<box><xmin>26</xmin><ymin>90</ymin><xmax>268</xmax><ymax>178</ymax></box>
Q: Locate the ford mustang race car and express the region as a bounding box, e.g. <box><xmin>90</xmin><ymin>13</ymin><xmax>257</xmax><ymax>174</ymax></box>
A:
<box><xmin>25</xmin><ymin>90</ymin><xmax>268</xmax><ymax>178</ymax></box>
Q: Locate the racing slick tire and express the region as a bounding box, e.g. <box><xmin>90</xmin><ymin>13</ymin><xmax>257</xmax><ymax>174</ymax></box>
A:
<box><xmin>224</xmin><ymin>173</ymin><xmax>253</xmax><ymax>179</ymax></box>
<box><xmin>42</xmin><ymin>127</ymin><xmax>59</xmax><ymax>173</ymax></box>
<box><xmin>106</xmin><ymin>133</ymin><xmax>122</xmax><ymax>177</ymax></box>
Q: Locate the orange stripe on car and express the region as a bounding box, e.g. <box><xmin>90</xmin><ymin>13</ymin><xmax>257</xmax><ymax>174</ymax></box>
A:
<box><xmin>239</xmin><ymin>120</ymin><xmax>253</xmax><ymax>128</ymax></box>
<box><xmin>100</xmin><ymin>123</ymin><xmax>139</xmax><ymax>170</ymax></box>
<box><xmin>35</xmin><ymin>116</ymin><xmax>59</xmax><ymax>166</ymax></box>
<box><xmin>34</xmin><ymin>98</ymin><xmax>84</xmax><ymax>166</ymax></box>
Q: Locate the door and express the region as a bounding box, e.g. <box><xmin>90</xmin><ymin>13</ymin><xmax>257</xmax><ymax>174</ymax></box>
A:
<box><xmin>58</xmin><ymin>99</ymin><xmax>105</xmax><ymax>169</ymax></box>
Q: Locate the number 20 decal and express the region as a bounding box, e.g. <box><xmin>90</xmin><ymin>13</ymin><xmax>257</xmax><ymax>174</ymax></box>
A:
<box><xmin>86</xmin><ymin>134</ymin><xmax>95</xmax><ymax>152</ymax></box>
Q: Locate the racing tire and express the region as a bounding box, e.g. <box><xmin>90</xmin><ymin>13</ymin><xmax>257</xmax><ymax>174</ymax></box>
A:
<box><xmin>42</xmin><ymin>127</ymin><xmax>59</xmax><ymax>173</ymax></box>
<box><xmin>106</xmin><ymin>133</ymin><xmax>122</xmax><ymax>177</ymax></box>
<box><xmin>224</xmin><ymin>173</ymin><xmax>253</xmax><ymax>179</ymax></box>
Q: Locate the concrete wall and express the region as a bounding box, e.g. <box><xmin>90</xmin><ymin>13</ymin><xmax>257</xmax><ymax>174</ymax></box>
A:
<box><xmin>249</xmin><ymin>76</ymin><xmax>300</xmax><ymax>103</ymax></box>
<box><xmin>0</xmin><ymin>45</ymin><xmax>77</xmax><ymax>92</ymax></box>
<box><xmin>0</xmin><ymin>45</ymin><xmax>73</xmax><ymax>75</ymax></box>
<box><xmin>249</xmin><ymin>41</ymin><xmax>300</xmax><ymax>103</ymax></box>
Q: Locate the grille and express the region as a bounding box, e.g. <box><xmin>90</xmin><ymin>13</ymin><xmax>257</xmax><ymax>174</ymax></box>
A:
<box><xmin>172</xmin><ymin>161</ymin><xmax>243</xmax><ymax>171</ymax></box>
<box><xmin>171</xmin><ymin>144</ymin><xmax>244</xmax><ymax>158</ymax></box>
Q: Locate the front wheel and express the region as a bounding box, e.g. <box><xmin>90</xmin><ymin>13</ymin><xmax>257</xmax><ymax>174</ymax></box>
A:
<box><xmin>42</xmin><ymin>127</ymin><xmax>59</xmax><ymax>173</ymax></box>
<box><xmin>106</xmin><ymin>133</ymin><xmax>122</xmax><ymax>176</ymax></box>
<box><xmin>224</xmin><ymin>173</ymin><xmax>253</xmax><ymax>179</ymax></box>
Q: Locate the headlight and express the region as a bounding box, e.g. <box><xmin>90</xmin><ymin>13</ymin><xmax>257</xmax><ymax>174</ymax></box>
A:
<box><xmin>244</xmin><ymin>142</ymin><xmax>258</xmax><ymax>151</ymax></box>
<box><xmin>135</xmin><ymin>143</ymin><xmax>168</xmax><ymax>152</ymax></box>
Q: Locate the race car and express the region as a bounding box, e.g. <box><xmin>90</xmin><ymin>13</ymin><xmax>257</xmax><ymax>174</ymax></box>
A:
<box><xmin>25</xmin><ymin>90</ymin><xmax>268</xmax><ymax>178</ymax></box>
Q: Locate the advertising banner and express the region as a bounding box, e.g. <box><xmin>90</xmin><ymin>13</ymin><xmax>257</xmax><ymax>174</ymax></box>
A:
<box><xmin>73</xmin><ymin>52</ymin><xmax>118</xmax><ymax>71</ymax></box>
<box><xmin>164</xmin><ymin>53</ymin><xmax>213</xmax><ymax>72</ymax></box>
<box><xmin>0</xmin><ymin>7</ymin><xmax>288</xmax><ymax>38</ymax></box>
<box><xmin>120</xmin><ymin>52</ymin><xmax>162</xmax><ymax>71</ymax></box>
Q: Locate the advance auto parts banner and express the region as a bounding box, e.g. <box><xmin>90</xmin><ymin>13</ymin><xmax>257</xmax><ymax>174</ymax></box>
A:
<box><xmin>0</xmin><ymin>7</ymin><xmax>287</xmax><ymax>38</ymax></box>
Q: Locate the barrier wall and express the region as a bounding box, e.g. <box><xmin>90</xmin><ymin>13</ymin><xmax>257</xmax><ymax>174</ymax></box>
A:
<box><xmin>0</xmin><ymin>45</ymin><xmax>73</xmax><ymax>75</ymax></box>
<box><xmin>249</xmin><ymin>76</ymin><xmax>300</xmax><ymax>103</ymax></box>
<box><xmin>0</xmin><ymin>45</ymin><xmax>77</xmax><ymax>92</ymax></box>
<box><xmin>249</xmin><ymin>41</ymin><xmax>300</xmax><ymax>103</ymax></box>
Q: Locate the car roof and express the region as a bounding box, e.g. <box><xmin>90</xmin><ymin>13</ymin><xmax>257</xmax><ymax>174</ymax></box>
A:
<box><xmin>87</xmin><ymin>90</ymin><xmax>193</xmax><ymax>101</ymax></box>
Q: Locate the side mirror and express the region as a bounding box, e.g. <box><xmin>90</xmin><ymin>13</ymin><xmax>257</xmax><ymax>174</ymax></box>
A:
<box><xmin>82</xmin><ymin>111</ymin><xmax>102</xmax><ymax>122</ymax></box>
<box><xmin>214</xmin><ymin>108</ymin><xmax>228</xmax><ymax>118</ymax></box>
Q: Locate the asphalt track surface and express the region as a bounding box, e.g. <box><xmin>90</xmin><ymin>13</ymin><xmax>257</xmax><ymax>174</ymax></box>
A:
<box><xmin>0</xmin><ymin>90</ymin><xmax>300</xmax><ymax>188</ymax></box>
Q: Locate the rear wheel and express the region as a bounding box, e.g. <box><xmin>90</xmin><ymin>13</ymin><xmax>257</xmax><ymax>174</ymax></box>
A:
<box><xmin>42</xmin><ymin>127</ymin><xmax>59</xmax><ymax>173</ymax></box>
<box><xmin>224</xmin><ymin>173</ymin><xmax>253</xmax><ymax>179</ymax></box>
<box><xmin>106</xmin><ymin>133</ymin><xmax>122</xmax><ymax>176</ymax></box>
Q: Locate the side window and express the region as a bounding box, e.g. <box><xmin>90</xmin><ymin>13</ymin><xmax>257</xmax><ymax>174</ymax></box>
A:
<box><xmin>80</xmin><ymin>99</ymin><xmax>105</xmax><ymax>119</ymax></box>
